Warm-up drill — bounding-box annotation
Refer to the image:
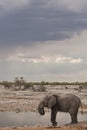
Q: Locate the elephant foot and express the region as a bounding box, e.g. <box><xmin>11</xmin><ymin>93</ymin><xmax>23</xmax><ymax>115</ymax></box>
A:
<box><xmin>71</xmin><ymin>121</ymin><xmax>78</xmax><ymax>124</ymax></box>
<box><xmin>52</xmin><ymin>122</ymin><xmax>57</xmax><ymax>127</ymax></box>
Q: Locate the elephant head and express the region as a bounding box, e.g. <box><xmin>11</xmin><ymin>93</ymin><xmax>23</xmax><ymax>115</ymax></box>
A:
<box><xmin>38</xmin><ymin>95</ymin><xmax>57</xmax><ymax>115</ymax></box>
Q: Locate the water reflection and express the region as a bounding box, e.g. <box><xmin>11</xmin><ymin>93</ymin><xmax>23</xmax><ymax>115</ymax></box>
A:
<box><xmin>0</xmin><ymin>112</ymin><xmax>87</xmax><ymax>127</ymax></box>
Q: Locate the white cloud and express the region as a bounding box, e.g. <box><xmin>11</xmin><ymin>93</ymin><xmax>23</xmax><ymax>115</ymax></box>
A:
<box><xmin>69</xmin><ymin>58</ymin><xmax>82</xmax><ymax>64</ymax></box>
<box><xmin>56</xmin><ymin>57</ymin><xmax>82</xmax><ymax>64</ymax></box>
<box><xmin>56</xmin><ymin>57</ymin><xmax>71</xmax><ymax>64</ymax></box>
<box><xmin>6</xmin><ymin>52</ymin><xmax>82</xmax><ymax>65</ymax></box>
<box><xmin>30</xmin><ymin>56</ymin><xmax>50</xmax><ymax>64</ymax></box>
<box><xmin>6</xmin><ymin>54</ymin><xmax>50</xmax><ymax>64</ymax></box>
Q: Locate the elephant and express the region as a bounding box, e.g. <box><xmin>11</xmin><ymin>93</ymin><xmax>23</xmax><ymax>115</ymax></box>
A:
<box><xmin>38</xmin><ymin>94</ymin><xmax>83</xmax><ymax>126</ymax></box>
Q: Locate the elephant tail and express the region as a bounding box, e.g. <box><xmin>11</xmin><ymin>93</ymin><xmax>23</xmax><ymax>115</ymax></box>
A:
<box><xmin>80</xmin><ymin>101</ymin><xmax>83</xmax><ymax>114</ymax></box>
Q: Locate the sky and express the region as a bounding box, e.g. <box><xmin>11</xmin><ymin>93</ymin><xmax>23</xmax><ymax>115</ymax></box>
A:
<box><xmin>0</xmin><ymin>0</ymin><xmax>87</xmax><ymax>82</ymax></box>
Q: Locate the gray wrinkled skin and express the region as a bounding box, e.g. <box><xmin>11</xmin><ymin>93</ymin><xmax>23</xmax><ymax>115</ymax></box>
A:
<box><xmin>38</xmin><ymin>94</ymin><xmax>82</xmax><ymax>126</ymax></box>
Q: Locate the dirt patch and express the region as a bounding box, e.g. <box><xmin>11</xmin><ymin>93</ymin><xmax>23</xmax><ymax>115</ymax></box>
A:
<box><xmin>0</xmin><ymin>121</ymin><xmax>87</xmax><ymax>130</ymax></box>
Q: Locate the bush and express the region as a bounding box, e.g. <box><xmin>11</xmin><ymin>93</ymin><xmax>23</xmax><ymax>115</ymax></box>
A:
<box><xmin>24</xmin><ymin>82</ymin><xmax>33</xmax><ymax>89</ymax></box>
<box><xmin>2</xmin><ymin>81</ymin><xmax>12</xmax><ymax>88</ymax></box>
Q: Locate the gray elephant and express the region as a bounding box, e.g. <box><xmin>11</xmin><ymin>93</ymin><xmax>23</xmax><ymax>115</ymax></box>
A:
<box><xmin>38</xmin><ymin>94</ymin><xmax>83</xmax><ymax>126</ymax></box>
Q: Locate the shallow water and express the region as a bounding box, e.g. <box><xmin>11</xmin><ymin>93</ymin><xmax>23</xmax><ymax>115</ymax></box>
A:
<box><xmin>0</xmin><ymin>112</ymin><xmax>87</xmax><ymax>127</ymax></box>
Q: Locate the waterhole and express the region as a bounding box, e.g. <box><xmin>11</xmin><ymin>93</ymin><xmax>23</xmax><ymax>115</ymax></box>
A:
<box><xmin>0</xmin><ymin>112</ymin><xmax>87</xmax><ymax>127</ymax></box>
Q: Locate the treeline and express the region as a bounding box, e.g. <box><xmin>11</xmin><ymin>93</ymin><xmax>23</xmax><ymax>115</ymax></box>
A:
<box><xmin>0</xmin><ymin>77</ymin><xmax>87</xmax><ymax>90</ymax></box>
<box><xmin>1</xmin><ymin>80</ymin><xmax>87</xmax><ymax>86</ymax></box>
<box><xmin>34</xmin><ymin>81</ymin><xmax>87</xmax><ymax>85</ymax></box>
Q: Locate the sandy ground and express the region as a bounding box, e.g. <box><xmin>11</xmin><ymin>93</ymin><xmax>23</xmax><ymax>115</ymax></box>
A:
<box><xmin>0</xmin><ymin>121</ymin><xmax>87</xmax><ymax>130</ymax></box>
<box><xmin>0</xmin><ymin>85</ymin><xmax>87</xmax><ymax>130</ymax></box>
<box><xmin>0</xmin><ymin>85</ymin><xmax>87</xmax><ymax>112</ymax></box>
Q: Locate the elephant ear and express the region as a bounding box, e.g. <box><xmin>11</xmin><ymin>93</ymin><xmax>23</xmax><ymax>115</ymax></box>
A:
<box><xmin>48</xmin><ymin>95</ymin><xmax>57</xmax><ymax>108</ymax></box>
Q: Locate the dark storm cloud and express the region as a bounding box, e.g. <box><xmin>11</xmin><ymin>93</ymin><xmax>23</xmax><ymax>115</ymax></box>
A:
<box><xmin>0</xmin><ymin>0</ymin><xmax>87</xmax><ymax>47</ymax></box>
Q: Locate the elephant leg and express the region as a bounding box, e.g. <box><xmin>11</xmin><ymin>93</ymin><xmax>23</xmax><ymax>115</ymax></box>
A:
<box><xmin>70</xmin><ymin>113</ymin><xmax>78</xmax><ymax>124</ymax></box>
<box><xmin>51</xmin><ymin>107</ymin><xmax>58</xmax><ymax>126</ymax></box>
<box><xmin>69</xmin><ymin>108</ymin><xmax>78</xmax><ymax>124</ymax></box>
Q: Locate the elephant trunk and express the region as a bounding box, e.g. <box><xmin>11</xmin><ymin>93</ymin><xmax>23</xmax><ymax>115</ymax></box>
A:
<box><xmin>38</xmin><ymin>102</ymin><xmax>45</xmax><ymax>115</ymax></box>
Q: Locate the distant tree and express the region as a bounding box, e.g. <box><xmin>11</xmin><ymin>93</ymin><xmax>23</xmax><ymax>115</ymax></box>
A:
<box><xmin>14</xmin><ymin>77</ymin><xmax>20</xmax><ymax>86</ymax></box>
<box><xmin>20</xmin><ymin>77</ymin><xmax>25</xmax><ymax>86</ymax></box>
<box><xmin>2</xmin><ymin>81</ymin><xmax>11</xmax><ymax>88</ymax></box>
<box><xmin>41</xmin><ymin>81</ymin><xmax>45</xmax><ymax>85</ymax></box>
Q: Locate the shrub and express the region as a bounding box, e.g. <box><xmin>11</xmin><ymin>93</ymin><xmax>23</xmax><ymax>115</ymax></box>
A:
<box><xmin>2</xmin><ymin>81</ymin><xmax>12</xmax><ymax>88</ymax></box>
